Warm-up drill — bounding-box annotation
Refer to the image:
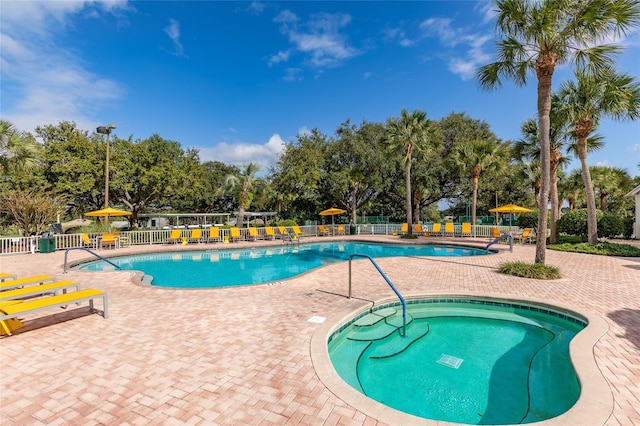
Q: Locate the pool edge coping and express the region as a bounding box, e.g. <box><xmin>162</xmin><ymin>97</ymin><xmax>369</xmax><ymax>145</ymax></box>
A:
<box><xmin>310</xmin><ymin>292</ymin><xmax>612</xmax><ymax>426</ymax></box>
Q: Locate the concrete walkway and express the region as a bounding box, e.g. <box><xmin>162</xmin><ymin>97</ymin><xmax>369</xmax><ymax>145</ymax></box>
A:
<box><xmin>1</xmin><ymin>236</ymin><xmax>638</xmax><ymax>425</ymax></box>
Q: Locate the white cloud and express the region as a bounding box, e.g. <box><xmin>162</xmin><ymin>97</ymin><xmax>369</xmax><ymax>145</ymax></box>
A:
<box><xmin>197</xmin><ymin>133</ymin><xmax>286</xmax><ymax>170</ymax></box>
<box><xmin>0</xmin><ymin>0</ymin><xmax>128</xmax><ymax>133</ymax></box>
<box><xmin>164</xmin><ymin>18</ymin><xmax>186</xmax><ymax>57</ymax></box>
<box><xmin>272</xmin><ymin>10</ymin><xmax>359</xmax><ymax>72</ymax></box>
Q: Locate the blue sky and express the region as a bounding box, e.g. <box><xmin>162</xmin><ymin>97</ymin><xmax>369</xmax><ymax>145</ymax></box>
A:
<box><xmin>1</xmin><ymin>0</ymin><xmax>639</xmax><ymax>176</ymax></box>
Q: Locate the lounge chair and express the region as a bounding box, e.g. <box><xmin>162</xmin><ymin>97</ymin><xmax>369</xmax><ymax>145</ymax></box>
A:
<box><xmin>414</xmin><ymin>224</ymin><xmax>424</xmax><ymax>234</ymax></box>
<box><xmin>188</xmin><ymin>229</ymin><xmax>202</xmax><ymax>243</ymax></box>
<box><xmin>514</xmin><ymin>228</ymin><xmax>534</xmax><ymax>244</ymax></box>
<box><xmin>490</xmin><ymin>227</ymin><xmax>510</xmax><ymax>244</ymax></box>
<box><xmin>444</xmin><ymin>222</ymin><xmax>455</xmax><ymax>236</ymax></box>
<box><xmin>277</xmin><ymin>226</ymin><xmax>290</xmax><ymax>238</ymax></box>
<box><xmin>264</xmin><ymin>226</ymin><xmax>277</xmax><ymax>240</ymax></box>
<box><xmin>207</xmin><ymin>227</ymin><xmax>220</xmax><ymax>243</ymax></box>
<box><xmin>167</xmin><ymin>229</ymin><xmax>182</xmax><ymax>244</ymax></box>
<box><xmin>401</xmin><ymin>223</ymin><xmax>409</xmax><ymax>234</ymax></box>
<box><xmin>0</xmin><ymin>280</ymin><xmax>80</xmax><ymax>301</ymax></box>
<box><xmin>336</xmin><ymin>225</ymin><xmax>345</xmax><ymax>235</ymax></box>
<box><xmin>0</xmin><ymin>275</ymin><xmax>56</xmax><ymax>291</ymax></box>
<box><xmin>318</xmin><ymin>225</ymin><xmax>330</xmax><ymax>236</ymax></box>
<box><xmin>100</xmin><ymin>232</ymin><xmax>119</xmax><ymax>249</ymax></box>
<box><xmin>0</xmin><ymin>273</ymin><xmax>17</xmax><ymax>282</ymax></box>
<box><xmin>0</xmin><ymin>288</ymin><xmax>108</xmax><ymax>336</ymax></box>
<box><xmin>248</xmin><ymin>227</ymin><xmax>262</xmax><ymax>241</ymax></box>
<box><xmin>230</xmin><ymin>227</ymin><xmax>242</xmax><ymax>242</ymax></box>
<box><xmin>461</xmin><ymin>222</ymin><xmax>472</xmax><ymax>237</ymax></box>
<box><xmin>291</xmin><ymin>225</ymin><xmax>307</xmax><ymax>237</ymax></box>
<box><xmin>81</xmin><ymin>233</ymin><xmax>96</xmax><ymax>249</ymax></box>
<box><xmin>428</xmin><ymin>223</ymin><xmax>442</xmax><ymax>236</ymax></box>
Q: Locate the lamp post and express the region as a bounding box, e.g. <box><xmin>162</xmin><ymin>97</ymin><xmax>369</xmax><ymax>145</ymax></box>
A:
<box><xmin>97</xmin><ymin>124</ymin><xmax>117</xmax><ymax>209</ymax></box>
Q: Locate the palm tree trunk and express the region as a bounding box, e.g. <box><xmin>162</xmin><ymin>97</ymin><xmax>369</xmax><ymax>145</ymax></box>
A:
<box><xmin>405</xmin><ymin>166</ymin><xmax>413</xmax><ymax>235</ymax></box>
<box><xmin>577</xmin><ymin>137</ymin><xmax>598</xmax><ymax>243</ymax></box>
<box><xmin>549</xmin><ymin>159</ymin><xmax>560</xmax><ymax>244</ymax></box>
<box><xmin>471</xmin><ymin>176</ymin><xmax>478</xmax><ymax>227</ymax></box>
<box><xmin>535</xmin><ymin>74</ymin><xmax>552</xmax><ymax>264</ymax></box>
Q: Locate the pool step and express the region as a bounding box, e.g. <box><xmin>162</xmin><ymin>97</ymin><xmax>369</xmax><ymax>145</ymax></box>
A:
<box><xmin>368</xmin><ymin>322</ymin><xmax>430</xmax><ymax>359</ymax></box>
<box><xmin>349</xmin><ymin>309</ymin><xmax>414</xmax><ymax>342</ymax></box>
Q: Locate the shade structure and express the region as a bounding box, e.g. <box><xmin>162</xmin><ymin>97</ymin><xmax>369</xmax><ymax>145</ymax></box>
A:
<box><xmin>319</xmin><ymin>207</ymin><xmax>347</xmax><ymax>216</ymax></box>
<box><xmin>489</xmin><ymin>204</ymin><xmax>533</xmax><ymax>214</ymax></box>
<box><xmin>84</xmin><ymin>207</ymin><xmax>132</xmax><ymax>217</ymax></box>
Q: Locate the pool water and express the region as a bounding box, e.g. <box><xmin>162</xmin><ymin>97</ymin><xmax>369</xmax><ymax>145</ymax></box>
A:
<box><xmin>328</xmin><ymin>299</ymin><xmax>585</xmax><ymax>425</ymax></box>
<box><xmin>74</xmin><ymin>241</ymin><xmax>488</xmax><ymax>288</ymax></box>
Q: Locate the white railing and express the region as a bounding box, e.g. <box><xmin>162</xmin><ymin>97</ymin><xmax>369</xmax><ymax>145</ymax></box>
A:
<box><xmin>0</xmin><ymin>224</ymin><xmax>518</xmax><ymax>255</ymax></box>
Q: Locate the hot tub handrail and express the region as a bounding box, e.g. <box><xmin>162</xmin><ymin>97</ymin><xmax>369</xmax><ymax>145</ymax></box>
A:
<box><xmin>349</xmin><ymin>253</ymin><xmax>407</xmax><ymax>337</ymax></box>
<box><xmin>485</xmin><ymin>233</ymin><xmax>513</xmax><ymax>253</ymax></box>
<box><xmin>63</xmin><ymin>247</ymin><xmax>121</xmax><ymax>273</ymax></box>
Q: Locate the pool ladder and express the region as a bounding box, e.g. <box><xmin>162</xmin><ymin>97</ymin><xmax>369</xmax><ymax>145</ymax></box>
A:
<box><xmin>348</xmin><ymin>253</ymin><xmax>407</xmax><ymax>337</ymax></box>
<box><xmin>63</xmin><ymin>247</ymin><xmax>121</xmax><ymax>273</ymax></box>
<box><xmin>485</xmin><ymin>233</ymin><xmax>514</xmax><ymax>252</ymax></box>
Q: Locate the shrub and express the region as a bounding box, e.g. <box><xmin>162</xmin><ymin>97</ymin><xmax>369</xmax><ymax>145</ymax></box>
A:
<box><xmin>597</xmin><ymin>213</ymin><xmax>624</xmax><ymax>239</ymax></box>
<box><xmin>517</xmin><ymin>212</ymin><xmax>538</xmax><ymax>229</ymax></box>
<box><xmin>557</xmin><ymin>208</ymin><xmax>603</xmax><ymax>240</ymax></box>
<box><xmin>499</xmin><ymin>261</ymin><xmax>561</xmax><ymax>279</ymax></box>
<box><xmin>622</xmin><ymin>216</ymin><xmax>635</xmax><ymax>239</ymax></box>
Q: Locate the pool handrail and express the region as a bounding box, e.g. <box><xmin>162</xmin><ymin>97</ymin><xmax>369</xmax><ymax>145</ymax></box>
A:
<box><xmin>63</xmin><ymin>247</ymin><xmax>121</xmax><ymax>273</ymax></box>
<box><xmin>485</xmin><ymin>233</ymin><xmax>513</xmax><ymax>252</ymax></box>
<box><xmin>348</xmin><ymin>253</ymin><xmax>407</xmax><ymax>337</ymax></box>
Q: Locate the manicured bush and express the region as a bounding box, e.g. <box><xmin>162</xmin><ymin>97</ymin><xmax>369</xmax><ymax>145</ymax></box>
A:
<box><xmin>499</xmin><ymin>261</ymin><xmax>561</xmax><ymax>279</ymax></box>
<box><xmin>557</xmin><ymin>208</ymin><xmax>603</xmax><ymax>240</ymax></box>
<box><xmin>622</xmin><ymin>216</ymin><xmax>635</xmax><ymax>239</ymax></box>
<box><xmin>597</xmin><ymin>213</ymin><xmax>624</xmax><ymax>239</ymax></box>
<box><xmin>517</xmin><ymin>212</ymin><xmax>538</xmax><ymax>229</ymax></box>
<box><xmin>548</xmin><ymin>241</ymin><xmax>640</xmax><ymax>256</ymax></box>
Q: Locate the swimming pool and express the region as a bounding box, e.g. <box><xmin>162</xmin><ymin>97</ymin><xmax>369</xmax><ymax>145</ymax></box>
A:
<box><xmin>74</xmin><ymin>241</ymin><xmax>489</xmax><ymax>288</ymax></box>
<box><xmin>316</xmin><ymin>297</ymin><xmax>603</xmax><ymax>425</ymax></box>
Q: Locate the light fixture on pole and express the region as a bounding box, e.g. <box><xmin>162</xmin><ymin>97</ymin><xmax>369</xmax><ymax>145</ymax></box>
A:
<box><xmin>97</xmin><ymin>124</ymin><xmax>117</xmax><ymax>209</ymax></box>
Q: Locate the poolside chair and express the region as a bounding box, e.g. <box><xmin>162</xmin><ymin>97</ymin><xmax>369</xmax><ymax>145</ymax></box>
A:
<box><xmin>0</xmin><ymin>288</ymin><xmax>108</xmax><ymax>336</ymax></box>
<box><xmin>100</xmin><ymin>232</ymin><xmax>119</xmax><ymax>249</ymax></box>
<box><xmin>401</xmin><ymin>223</ymin><xmax>409</xmax><ymax>234</ymax></box>
<box><xmin>414</xmin><ymin>224</ymin><xmax>424</xmax><ymax>234</ymax></box>
<box><xmin>291</xmin><ymin>225</ymin><xmax>307</xmax><ymax>238</ymax></box>
<box><xmin>230</xmin><ymin>227</ymin><xmax>242</xmax><ymax>242</ymax></box>
<box><xmin>277</xmin><ymin>226</ymin><xmax>289</xmax><ymax>238</ymax></box>
<box><xmin>428</xmin><ymin>223</ymin><xmax>442</xmax><ymax>236</ymax></box>
<box><xmin>0</xmin><ymin>280</ymin><xmax>80</xmax><ymax>301</ymax></box>
<box><xmin>0</xmin><ymin>275</ymin><xmax>56</xmax><ymax>291</ymax></box>
<box><xmin>264</xmin><ymin>226</ymin><xmax>277</xmax><ymax>240</ymax></box>
<box><xmin>188</xmin><ymin>229</ymin><xmax>202</xmax><ymax>243</ymax></box>
<box><xmin>167</xmin><ymin>229</ymin><xmax>182</xmax><ymax>244</ymax></box>
<box><xmin>490</xmin><ymin>227</ymin><xmax>510</xmax><ymax>244</ymax></box>
<box><xmin>318</xmin><ymin>225</ymin><xmax>330</xmax><ymax>236</ymax></box>
<box><xmin>207</xmin><ymin>226</ymin><xmax>220</xmax><ymax>243</ymax></box>
<box><xmin>461</xmin><ymin>222</ymin><xmax>472</xmax><ymax>237</ymax></box>
<box><xmin>336</xmin><ymin>225</ymin><xmax>345</xmax><ymax>236</ymax></box>
<box><xmin>248</xmin><ymin>227</ymin><xmax>262</xmax><ymax>241</ymax></box>
<box><xmin>444</xmin><ymin>222</ymin><xmax>455</xmax><ymax>236</ymax></box>
<box><xmin>514</xmin><ymin>228</ymin><xmax>534</xmax><ymax>244</ymax></box>
<box><xmin>81</xmin><ymin>233</ymin><xmax>96</xmax><ymax>249</ymax></box>
<box><xmin>0</xmin><ymin>273</ymin><xmax>17</xmax><ymax>282</ymax></box>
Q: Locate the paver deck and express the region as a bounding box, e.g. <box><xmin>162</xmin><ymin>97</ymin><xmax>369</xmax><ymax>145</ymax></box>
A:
<box><xmin>1</xmin><ymin>235</ymin><xmax>639</xmax><ymax>425</ymax></box>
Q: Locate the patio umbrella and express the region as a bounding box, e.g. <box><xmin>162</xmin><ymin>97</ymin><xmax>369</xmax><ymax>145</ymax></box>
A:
<box><xmin>489</xmin><ymin>204</ymin><xmax>532</xmax><ymax>231</ymax></box>
<box><xmin>85</xmin><ymin>207</ymin><xmax>132</xmax><ymax>229</ymax></box>
<box><xmin>319</xmin><ymin>207</ymin><xmax>346</xmax><ymax>228</ymax></box>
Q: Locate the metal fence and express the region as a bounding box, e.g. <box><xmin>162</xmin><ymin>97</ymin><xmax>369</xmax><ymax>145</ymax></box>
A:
<box><xmin>0</xmin><ymin>224</ymin><xmax>516</xmax><ymax>255</ymax></box>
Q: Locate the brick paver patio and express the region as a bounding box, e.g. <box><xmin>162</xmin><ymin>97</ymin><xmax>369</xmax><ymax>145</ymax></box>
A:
<box><xmin>1</xmin><ymin>235</ymin><xmax>639</xmax><ymax>425</ymax></box>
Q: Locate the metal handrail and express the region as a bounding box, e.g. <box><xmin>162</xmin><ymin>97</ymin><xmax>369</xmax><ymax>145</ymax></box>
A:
<box><xmin>63</xmin><ymin>247</ymin><xmax>121</xmax><ymax>273</ymax></box>
<box><xmin>485</xmin><ymin>233</ymin><xmax>514</xmax><ymax>252</ymax></box>
<box><xmin>348</xmin><ymin>253</ymin><xmax>407</xmax><ymax>337</ymax></box>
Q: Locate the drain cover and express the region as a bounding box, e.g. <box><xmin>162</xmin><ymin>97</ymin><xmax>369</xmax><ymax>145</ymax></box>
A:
<box><xmin>437</xmin><ymin>354</ymin><xmax>463</xmax><ymax>369</ymax></box>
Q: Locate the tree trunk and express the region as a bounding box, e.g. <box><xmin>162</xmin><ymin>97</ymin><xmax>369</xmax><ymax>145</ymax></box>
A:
<box><xmin>351</xmin><ymin>181</ymin><xmax>358</xmax><ymax>224</ymax></box>
<box><xmin>237</xmin><ymin>207</ymin><xmax>245</xmax><ymax>228</ymax></box>
<box><xmin>471</xmin><ymin>175</ymin><xmax>479</xmax><ymax>227</ymax></box>
<box><xmin>535</xmin><ymin>71</ymin><xmax>553</xmax><ymax>264</ymax></box>
<box><xmin>405</xmin><ymin>166</ymin><xmax>413</xmax><ymax>235</ymax></box>
<box><xmin>549</xmin><ymin>156</ymin><xmax>560</xmax><ymax>244</ymax></box>
<box><xmin>577</xmin><ymin>136</ymin><xmax>598</xmax><ymax>243</ymax></box>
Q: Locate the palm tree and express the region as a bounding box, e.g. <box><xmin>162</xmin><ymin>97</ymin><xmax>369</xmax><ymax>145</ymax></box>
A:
<box><xmin>556</xmin><ymin>67</ymin><xmax>640</xmax><ymax>243</ymax></box>
<box><xmin>590</xmin><ymin>166</ymin><xmax>632</xmax><ymax>211</ymax></box>
<box><xmin>477</xmin><ymin>0</ymin><xmax>639</xmax><ymax>263</ymax></box>
<box><xmin>0</xmin><ymin>120</ymin><xmax>41</xmax><ymax>174</ymax></box>
<box><xmin>385</xmin><ymin>109</ymin><xmax>438</xmax><ymax>235</ymax></box>
<box><xmin>224</xmin><ymin>163</ymin><xmax>261</xmax><ymax>228</ymax></box>
<box><xmin>451</xmin><ymin>139</ymin><xmax>506</xmax><ymax>232</ymax></box>
<box><xmin>517</xmin><ymin>160</ymin><xmax>542</xmax><ymax>208</ymax></box>
<box><xmin>560</xmin><ymin>170</ymin><xmax>585</xmax><ymax>211</ymax></box>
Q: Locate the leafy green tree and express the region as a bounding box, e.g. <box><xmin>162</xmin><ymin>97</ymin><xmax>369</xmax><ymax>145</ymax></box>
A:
<box><xmin>224</xmin><ymin>163</ymin><xmax>262</xmax><ymax>228</ymax></box>
<box><xmin>200</xmin><ymin>161</ymin><xmax>239</xmax><ymax>212</ymax></box>
<box><xmin>556</xmin><ymin>67</ymin><xmax>640</xmax><ymax>243</ymax></box>
<box><xmin>37</xmin><ymin>121</ymin><xmax>105</xmax><ymax>215</ymax></box>
<box><xmin>385</xmin><ymin>109</ymin><xmax>439</xmax><ymax>235</ymax></box>
<box><xmin>590</xmin><ymin>166</ymin><xmax>633</xmax><ymax>212</ymax></box>
<box><xmin>0</xmin><ymin>190</ymin><xmax>66</xmax><ymax>236</ymax></box>
<box><xmin>0</xmin><ymin>120</ymin><xmax>42</xmax><ymax>175</ymax></box>
<box><xmin>477</xmin><ymin>0</ymin><xmax>639</xmax><ymax>263</ymax></box>
<box><xmin>451</xmin><ymin>139</ymin><xmax>507</xmax><ymax>230</ymax></box>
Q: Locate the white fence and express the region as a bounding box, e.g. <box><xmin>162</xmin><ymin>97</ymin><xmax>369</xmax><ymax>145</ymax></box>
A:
<box><xmin>0</xmin><ymin>224</ymin><xmax>513</xmax><ymax>255</ymax></box>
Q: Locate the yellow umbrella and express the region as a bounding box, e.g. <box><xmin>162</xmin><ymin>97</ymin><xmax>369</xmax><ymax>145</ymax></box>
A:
<box><xmin>319</xmin><ymin>207</ymin><xmax>346</xmax><ymax>229</ymax></box>
<box><xmin>489</xmin><ymin>204</ymin><xmax>533</xmax><ymax>214</ymax></box>
<box><xmin>84</xmin><ymin>207</ymin><xmax>132</xmax><ymax>217</ymax></box>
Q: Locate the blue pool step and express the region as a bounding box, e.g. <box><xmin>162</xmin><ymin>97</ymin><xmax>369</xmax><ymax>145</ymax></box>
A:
<box><xmin>368</xmin><ymin>322</ymin><xmax>430</xmax><ymax>359</ymax></box>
